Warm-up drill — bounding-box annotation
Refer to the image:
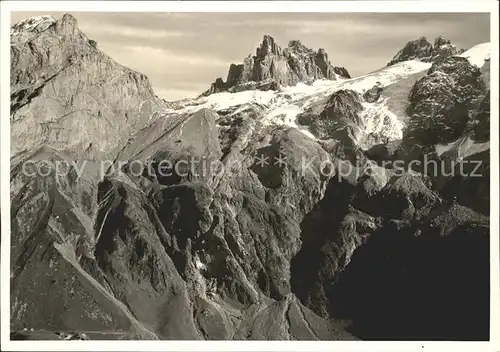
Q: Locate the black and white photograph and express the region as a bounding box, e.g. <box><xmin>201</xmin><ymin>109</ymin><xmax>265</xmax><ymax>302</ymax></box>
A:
<box><xmin>0</xmin><ymin>1</ymin><xmax>498</xmax><ymax>350</ymax></box>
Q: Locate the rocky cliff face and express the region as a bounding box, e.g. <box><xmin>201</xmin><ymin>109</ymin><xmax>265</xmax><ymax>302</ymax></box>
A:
<box><xmin>405</xmin><ymin>56</ymin><xmax>485</xmax><ymax>146</ymax></box>
<box><xmin>9</xmin><ymin>14</ymin><xmax>491</xmax><ymax>342</ymax></box>
<box><xmin>387</xmin><ymin>35</ymin><xmax>463</xmax><ymax>66</ymax></box>
<box><xmin>10</xmin><ymin>14</ymin><xmax>167</xmax><ymax>160</ymax></box>
<box><xmin>204</xmin><ymin>35</ymin><xmax>350</xmax><ymax>95</ymax></box>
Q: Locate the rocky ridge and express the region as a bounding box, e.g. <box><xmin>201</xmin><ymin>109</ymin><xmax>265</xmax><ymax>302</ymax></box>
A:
<box><xmin>10</xmin><ymin>14</ymin><xmax>168</xmax><ymax>160</ymax></box>
<box><xmin>9</xmin><ymin>14</ymin><xmax>491</xmax><ymax>341</ymax></box>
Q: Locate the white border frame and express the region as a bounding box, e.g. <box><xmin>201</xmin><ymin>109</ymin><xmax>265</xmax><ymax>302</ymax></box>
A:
<box><xmin>1</xmin><ymin>1</ymin><xmax>498</xmax><ymax>351</ymax></box>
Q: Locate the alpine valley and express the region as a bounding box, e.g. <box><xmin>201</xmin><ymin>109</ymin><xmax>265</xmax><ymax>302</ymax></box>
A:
<box><xmin>9</xmin><ymin>14</ymin><xmax>491</xmax><ymax>340</ymax></box>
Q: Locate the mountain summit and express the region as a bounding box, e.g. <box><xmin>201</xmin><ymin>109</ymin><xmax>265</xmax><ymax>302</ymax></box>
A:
<box><xmin>204</xmin><ymin>35</ymin><xmax>350</xmax><ymax>95</ymax></box>
<box><xmin>10</xmin><ymin>13</ymin><xmax>167</xmax><ymax>160</ymax></box>
<box><xmin>387</xmin><ymin>35</ymin><xmax>463</xmax><ymax>66</ymax></box>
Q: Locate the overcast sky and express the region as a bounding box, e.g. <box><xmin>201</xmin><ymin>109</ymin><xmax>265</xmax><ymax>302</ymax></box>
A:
<box><xmin>11</xmin><ymin>12</ymin><xmax>490</xmax><ymax>101</ymax></box>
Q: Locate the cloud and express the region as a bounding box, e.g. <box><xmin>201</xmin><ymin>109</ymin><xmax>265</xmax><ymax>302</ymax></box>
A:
<box><xmin>97</xmin><ymin>42</ymin><xmax>230</xmax><ymax>99</ymax></box>
<box><xmin>78</xmin><ymin>23</ymin><xmax>186</xmax><ymax>39</ymax></box>
<box><xmin>120</xmin><ymin>45</ymin><xmax>230</xmax><ymax>68</ymax></box>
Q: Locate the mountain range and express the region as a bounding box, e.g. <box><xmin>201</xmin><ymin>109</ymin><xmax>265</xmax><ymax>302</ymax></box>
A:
<box><xmin>9</xmin><ymin>13</ymin><xmax>491</xmax><ymax>340</ymax></box>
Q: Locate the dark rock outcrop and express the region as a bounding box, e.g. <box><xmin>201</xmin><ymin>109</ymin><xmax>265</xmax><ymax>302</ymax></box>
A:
<box><xmin>404</xmin><ymin>56</ymin><xmax>485</xmax><ymax>146</ymax></box>
<box><xmin>394</xmin><ymin>50</ymin><xmax>490</xmax><ymax>219</ymax></box>
<box><xmin>362</xmin><ymin>82</ymin><xmax>383</xmax><ymax>103</ymax></box>
<box><xmin>203</xmin><ymin>35</ymin><xmax>350</xmax><ymax>95</ymax></box>
<box><xmin>327</xmin><ymin>207</ymin><xmax>489</xmax><ymax>340</ymax></box>
<box><xmin>387</xmin><ymin>35</ymin><xmax>462</xmax><ymax>66</ymax></box>
<box><xmin>308</xmin><ymin>90</ymin><xmax>367</xmax><ymax>159</ymax></box>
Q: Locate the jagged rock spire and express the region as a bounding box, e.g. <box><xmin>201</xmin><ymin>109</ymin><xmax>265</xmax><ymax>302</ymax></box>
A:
<box><xmin>434</xmin><ymin>35</ymin><xmax>451</xmax><ymax>47</ymax></box>
<box><xmin>387</xmin><ymin>35</ymin><xmax>462</xmax><ymax>66</ymax></box>
<box><xmin>257</xmin><ymin>35</ymin><xmax>282</xmax><ymax>57</ymax></box>
<box><xmin>204</xmin><ymin>34</ymin><xmax>350</xmax><ymax>96</ymax></box>
<box><xmin>55</xmin><ymin>13</ymin><xmax>79</xmax><ymax>36</ymax></box>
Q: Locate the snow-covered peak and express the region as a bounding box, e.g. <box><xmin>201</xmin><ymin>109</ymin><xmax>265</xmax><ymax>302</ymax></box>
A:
<box><xmin>459</xmin><ymin>42</ymin><xmax>490</xmax><ymax>68</ymax></box>
<box><xmin>334</xmin><ymin>60</ymin><xmax>431</xmax><ymax>93</ymax></box>
<box><xmin>165</xmin><ymin>41</ymin><xmax>490</xmax><ymax>151</ymax></box>
<box><xmin>176</xmin><ymin>58</ymin><xmax>431</xmax><ymax>114</ymax></box>
<box><xmin>11</xmin><ymin>15</ymin><xmax>56</xmax><ymax>36</ymax></box>
<box><xmin>166</xmin><ymin>57</ymin><xmax>434</xmax><ymax>147</ymax></box>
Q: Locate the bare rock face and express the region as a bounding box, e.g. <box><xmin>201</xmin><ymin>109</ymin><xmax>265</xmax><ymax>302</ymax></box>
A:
<box><xmin>310</xmin><ymin>90</ymin><xmax>364</xmax><ymax>142</ymax></box>
<box><xmin>10</xmin><ymin>14</ymin><xmax>167</xmax><ymax>160</ymax></box>
<box><xmin>362</xmin><ymin>82</ymin><xmax>383</xmax><ymax>103</ymax></box>
<box><xmin>471</xmin><ymin>91</ymin><xmax>490</xmax><ymax>143</ymax></box>
<box><xmin>397</xmin><ymin>53</ymin><xmax>490</xmax><ymax>218</ymax></box>
<box><xmin>204</xmin><ymin>35</ymin><xmax>350</xmax><ymax>95</ymax></box>
<box><xmin>405</xmin><ymin>56</ymin><xmax>485</xmax><ymax>146</ymax></box>
<box><xmin>432</xmin><ymin>35</ymin><xmax>463</xmax><ymax>61</ymax></box>
<box><xmin>387</xmin><ymin>35</ymin><xmax>462</xmax><ymax>66</ymax></box>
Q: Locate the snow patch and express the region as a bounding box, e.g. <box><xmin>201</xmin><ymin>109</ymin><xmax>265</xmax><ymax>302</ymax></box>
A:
<box><xmin>435</xmin><ymin>136</ymin><xmax>490</xmax><ymax>158</ymax></box>
<box><xmin>262</xmin><ymin>110</ymin><xmax>317</xmax><ymax>140</ymax></box>
<box><xmin>195</xmin><ymin>258</ymin><xmax>206</xmax><ymax>270</ymax></box>
<box><xmin>335</xmin><ymin>60</ymin><xmax>432</xmax><ymax>94</ymax></box>
<box><xmin>435</xmin><ymin>140</ymin><xmax>460</xmax><ymax>157</ymax></box>
<box><xmin>360</xmin><ymin>98</ymin><xmax>405</xmax><ymax>141</ymax></box>
<box><xmin>205</xmin><ymin>90</ymin><xmax>276</xmax><ymax>111</ymax></box>
<box><xmin>459</xmin><ymin>42</ymin><xmax>490</xmax><ymax>68</ymax></box>
<box><xmin>163</xmin><ymin>58</ymin><xmax>433</xmax><ymax>144</ymax></box>
<box><xmin>264</xmin><ymin>105</ymin><xmax>303</xmax><ymax>127</ymax></box>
